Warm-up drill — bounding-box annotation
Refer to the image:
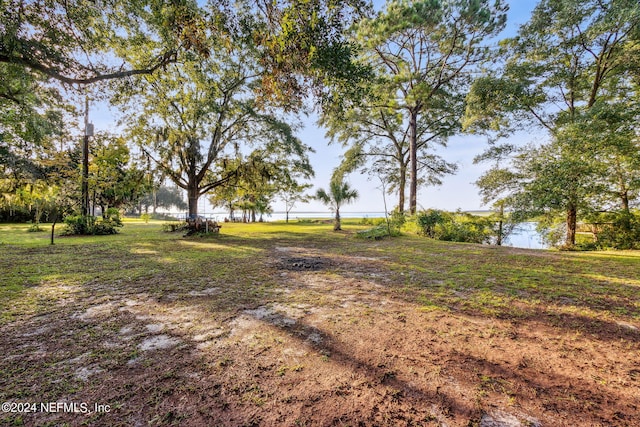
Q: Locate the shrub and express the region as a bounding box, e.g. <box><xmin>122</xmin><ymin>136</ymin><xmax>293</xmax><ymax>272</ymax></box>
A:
<box><xmin>63</xmin><ymin>212</ymin><xmax>123</xmax><ymax>236</ymax></box>
<box><xmin>63</xmin><ymin>215</ymin><xmax>92</xmax><ymax>235</ymax></box>
<box><xmin>104</xmin><ymin>208</ymin><xmax>123</xmax><ymax>226</ymax></box>
<box><xmin>356</xmin><ymin>225</ymin><xmax>389</xmax><ymax>240</ymax></box>
<box><xmin>360</xmin><ymin>217</ymin><xmax>374</xmax><ymax>225</ymax></box>
<box><xmin>92</xmin><ymin>218</ymin><xmax>122</xmax><ymax>235</ymax></box>
<box><xmin>27</xmin><ymin>223</ymin><xmax>44</xmax><ymax>232</ymax></box>
<box><xmin>358</xmin><ymin>210</ymin><xmax>406</xmax><ymax>240</ymax></box>
<box><xmin>416</xmin><ymin>210</ymin><xmax>492</xmax><ymax>244</ymax></box>
<box><xmin>416</xmin><ymin>209</ymin><xmax>446</xmax><ymax>238</ymax></box>
<box><xmin>590</xmin><ymin>212</ymin><xmax>640</xmax><ymax>250</ymax></box>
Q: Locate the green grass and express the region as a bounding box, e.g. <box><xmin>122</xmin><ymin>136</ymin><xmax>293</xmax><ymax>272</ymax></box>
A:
<box><xmin>1</xmin><ymin>218</ymin><xmax>640</xmax><ymax>426</ymax></box>
<box><xmin>1</xmin><ymin>218</ymin><xmax>639</xmax><ymax>326</ymax></box>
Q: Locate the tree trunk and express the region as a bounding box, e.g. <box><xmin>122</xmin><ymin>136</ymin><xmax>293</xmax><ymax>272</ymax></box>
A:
<box><xmin>566</xmin><ymin>204</ymin><xmax>577</xmax><ymax>247</ymax></box>
<box><xmin>228</xmin><ymin>203</ymin><xmax>234</xmax><ymax>221</ymax></box>
<box><xmin>81</xmin><ymin>133</ymin><xmax>90</xmax><ymax>217</ymax></box>
<box><xmin>187</xmin><ymin>185</ymin><xmax>199</xmax><ymax>217</ymax></box>
<box><xmin>152</xmin><ymin>188</ymin><xmax>158</xmax><ymax>214</ymax></box>
<box><xmin>408</xmin><ymin>109</ymin><xmax>418</xmax><ymax>215</ymax></box>
<box><xmin>334</xmin><ymin>207</ymin><xmax>341</xmax><ymax>231</ymax></box>
<box><xmin>621</xmin><ymin>191</ymin><xmax>630</xmax><ymax>215</ymax></box>
<box><xmin>398</xmin><ymin>163</ymin><xmax>406</xmax><ymax>214</ymax></box>
<box><xmin>50</xmin><ymin>211</ymin><xmax>58</xmax><ymax>245</ymax></box>
<box><xmin>620</xmin><ymin>191</ymin><xmax>631</xmax><ymax>232</ymax></box>
<box><xmin>496</xmin><ymin>203</ymin><xmax>504</xmax><ymax>246</ymax></box>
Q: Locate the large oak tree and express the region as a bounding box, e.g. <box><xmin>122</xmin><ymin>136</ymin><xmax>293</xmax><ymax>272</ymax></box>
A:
<box><xmin>121</xmin><ymin>41</ymin><xmax>313</xmax><ymax>217</ymax></box>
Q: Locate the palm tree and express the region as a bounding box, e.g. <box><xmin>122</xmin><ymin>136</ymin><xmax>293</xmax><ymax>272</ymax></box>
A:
<box><xmin>315</xmin><ymin>180</ymin><xmax>359</xmax><ymax>231</ymax></box>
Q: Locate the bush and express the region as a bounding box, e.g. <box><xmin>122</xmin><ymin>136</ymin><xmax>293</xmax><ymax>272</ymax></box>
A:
<box><xmin>537</xmin><ymin>211</ymin><xmax>640</xmax><ymax>250</ymax></box>
<box><xmin>591</xmin><ymin>212</ymin><xmax>640</xmax><ymax>250</ymax></box>
<box><xmin>416</xmin><ymin>210</ymin><xmax>492</xmax><ymax>244</ymax></box>
<box><xmin>389</xmin><ymin>209</ymin><xmax>406</xmax><ymax>231</ymax></box>
<box><xmin>63</xmin><ymin>215</ymin><xmax>92</xmax><ymax>235</ymax></box>
<box><xmin>27</xmin><ymin>223</ymin><xmax>44</xmax><ymax>232</ymax></box>
<box><xmin>63</xmin><ymin>212</ymin><xmax>123</xmax><ymax>236</ymax></box>
<box><xmin>359</xmin><ymin>217</ymin><xmax>374</xmax><ymax>225</ymax></box>
<box><xmin>92</xmin><ymin>218</ymin><xmax>122</xmax><ymax>235</ymax></box>
<box><xmin>358</xmin><ymin>211</ymin><xmax>406</xmax><ymax>239</ymax></box>
<box><xmin>416</xmin><ymin>209</ymin><xmax>445</xmax><ymax>238</ymax></box>
<box><xmin>356</xmin><ymin>225</ymin><xmax>389</xmax><ymax>240</ymax></box>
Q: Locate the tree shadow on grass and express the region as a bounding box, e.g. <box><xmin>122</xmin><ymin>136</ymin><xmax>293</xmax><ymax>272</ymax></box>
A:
<box><xmin>286</xmin><ymin>243</ymin><xmax>640</xmax><ymax>345</ymax></box>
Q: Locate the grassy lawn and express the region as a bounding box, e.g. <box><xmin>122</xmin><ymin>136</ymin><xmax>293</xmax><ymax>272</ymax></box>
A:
<box><xmin>1</xmin><ymin>219</ymin><xmax>639</xmax><ymax>426</ymax></box>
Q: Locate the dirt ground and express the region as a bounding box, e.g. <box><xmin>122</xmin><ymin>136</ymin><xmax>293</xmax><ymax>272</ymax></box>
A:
<box><xmin>1</xmin><ymin>241</ymin><xmax>639</xmax><ymax>426</ymax></box>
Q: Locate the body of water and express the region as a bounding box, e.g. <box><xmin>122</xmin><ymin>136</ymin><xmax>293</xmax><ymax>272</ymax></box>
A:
<box><xmin>191</xmin><ymin>211</ymin><xmax>386</xmax><ymax>222</ymax></box>
<box><xmin>503</xmin><ymin>222</ymin><xmax>547</xmax><ymax>250</ymax></box>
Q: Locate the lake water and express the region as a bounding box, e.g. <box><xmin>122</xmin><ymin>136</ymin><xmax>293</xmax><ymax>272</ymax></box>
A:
<box><xmin>502</xmin><ymin>222</ymin><xmax>547</xmax><ymax>250</ymax></box>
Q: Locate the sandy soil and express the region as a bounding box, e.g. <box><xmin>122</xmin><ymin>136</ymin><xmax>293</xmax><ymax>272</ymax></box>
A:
<box><xmin>1</xmin><ymin>244</ymin><xmax>639</xmax><ymax>426</ymax></box>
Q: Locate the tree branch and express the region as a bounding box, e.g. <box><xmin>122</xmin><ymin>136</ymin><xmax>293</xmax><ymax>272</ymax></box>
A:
<box><xmin>0</xmin><ymin>49</ymin><xmax>178</xmax><ymax>85</ymax></box>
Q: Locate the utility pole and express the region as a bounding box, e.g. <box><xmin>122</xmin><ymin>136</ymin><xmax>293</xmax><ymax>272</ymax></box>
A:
<box><xmin>82</xmin><ymin>96</ymin><xmax>93</xmax><ymax>217</ymax></box>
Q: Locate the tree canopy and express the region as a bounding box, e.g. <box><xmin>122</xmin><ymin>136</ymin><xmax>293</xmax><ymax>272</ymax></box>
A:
<box><xmin>120</xmin><ymin>31</ymin><xmax>314</xmax><ymax>217</ymax></box>
<box><xmin>324</xmin><ymin>0</ymin><xmax>507</xmax><ymax>214</ymax></box>
<box><xmin>467</xmin><ymin>0</ymin><xmax>640</xmax><ymax>247</ymax></box>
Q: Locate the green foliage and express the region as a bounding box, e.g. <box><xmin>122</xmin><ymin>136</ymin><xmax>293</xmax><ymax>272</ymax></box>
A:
<box><xmin>535</xmin><ymin>218</ymin><xmax>566</xmax><ymax>249</ymax></box>
<box><xmin>90</xmin><ymin>132</ymin><xmax>148</xmax><ymax>212</ymax></box>
<box><xmin>416</xmin><ymin>210</ymin><xmax>492</xmax><ymax>244</ymax></box>
<box><xmin>63</xmin><ymin>215</ymin><xmax>92</xmax><ymax>235</ymax></box>
<box><xmin>466</xmin><ymin>0</ymin><xmax>640</xmax><ymax>248</ymax></box>
<box><xmin>63</xmin><ymin>210</ymin><xmax>123</xmax><ymax>236</ymax></box>
<box><xmin>140</xmin><ymin>213</ymin><xmax>151</xmax><ymax>223</ymax></box>
<box><xmin>360</xmin><ymin>217</ymin><xmax>386</xmax><ymax>226</ymax></box>
<box><xmin>1</xmin><ymin>0</ymin><xmax>204</xmax><ymax>86</ymax></box>
<box><xmin>27</xmin><ymin>224</ymin><xmax>44</xmax><ymax>233</ymax></box>
<box><xmin>356</xmin><ymin>225</ymin><xmax>389</xmax><ymax>240</ymax></box>
<box><xmin>358</xmin><ymin>211</ymin><xmax>405</xmax><ymax>240</ymax></box>
<box><xmin>324</xmin><ymin>0</ymin><xmax>506</xmax><ymax>213</ymax></box>
<box><xmin>248</xmin><ymin>0</ymin><xmax>372</xmax><ymax>110</ymax></box>
<box><xmin>586</xmin><ymin>212</ymin><xmax>640</xmax><ymax>250</ymax></box>
<box><xmin>120</xmin><ymin>38</ymin><xmax>314</xmax><ymax>217</ymax></box>
<box><xmin>416</xmin><ymin>209</ymin><xmax>446</xmax><ymax>238</ymax></box>
<box><xmin>389</xmin><ymin>209</ymin><xmax>406</xmax><ymax>229</ymax></box>
<box><xmin>0</xmin><ymin>63</ymin><xmax>66</xmax><ymax>184</ymax></box>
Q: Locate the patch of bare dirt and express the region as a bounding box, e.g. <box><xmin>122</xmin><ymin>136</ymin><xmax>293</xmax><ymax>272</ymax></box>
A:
<box><xmin>0</xmin><ymin>244</ymin><xmax>638</xmax><ymax>426</ymax></box>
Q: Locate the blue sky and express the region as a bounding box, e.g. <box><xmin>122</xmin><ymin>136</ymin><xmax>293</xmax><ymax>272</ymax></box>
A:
<box><xmin>90</xmin><ymin>1</ymin><xmax>542</xmax><ymax>215</ymax></box>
